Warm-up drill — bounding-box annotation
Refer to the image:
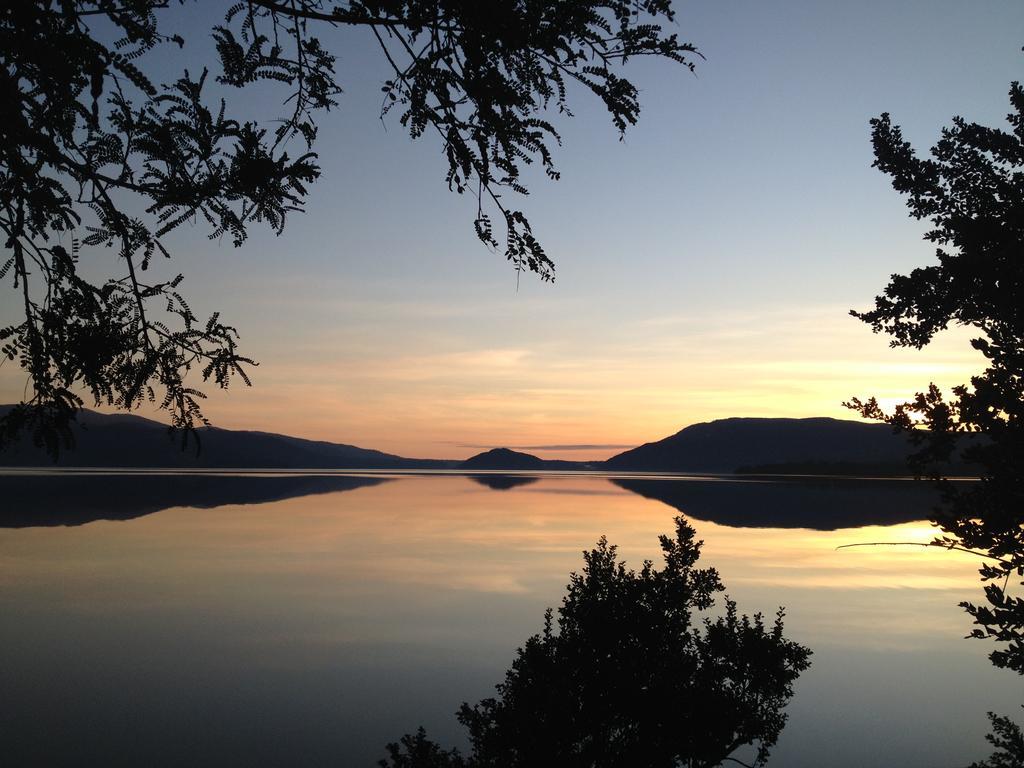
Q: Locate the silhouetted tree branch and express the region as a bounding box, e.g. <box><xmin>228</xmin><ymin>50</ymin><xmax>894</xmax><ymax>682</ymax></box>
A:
<box><xmin>1</xmin><ymin>1</ymin><xmax>699</xmax><ymax>453</ymax></box>
<box><xmin>847</xmin><ymin>74</ymin><xmax>1024</xmax><ymax>676</ymax></box>
<box><xmin>968</xmin><ymin>710</ymin><xmax>1024</xmax><ymax>768</ymax></box>
<box><xmin>846</xmin><ymin>62</ymin><xmax>1024</xmax><ymax>764</ymax></box>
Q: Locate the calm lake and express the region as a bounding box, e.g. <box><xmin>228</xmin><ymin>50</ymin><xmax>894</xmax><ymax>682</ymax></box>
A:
<box><xmin>0</xmin><ymin>471</ymin><xmax>1018</xmax><ymax>767</ymax></box>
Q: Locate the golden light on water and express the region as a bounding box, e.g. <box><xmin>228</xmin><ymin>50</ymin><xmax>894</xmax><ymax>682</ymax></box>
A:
<box><xmin>2</xmin><ymin>475</ymin><xmax>985</xmax><ymax>637</ymax></box>
<box><xmin>1</xmin><ymin>473</ymin><xmax>1017</xmax><ymax>768</ymax></box>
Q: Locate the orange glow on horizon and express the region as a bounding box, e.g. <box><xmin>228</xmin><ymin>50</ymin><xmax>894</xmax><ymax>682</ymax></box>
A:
<box><xmin>167</xmin><ymin>310</ymin><xmax>985</xmax><ymax>460</ymax></box>
<box><xmin>0</xmin><ymin>306</ymin><xmax>985</xmax><ymax>460</ymax></box>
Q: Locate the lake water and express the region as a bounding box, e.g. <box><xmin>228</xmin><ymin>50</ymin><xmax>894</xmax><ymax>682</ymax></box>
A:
<box><xmin>0</xmin><ymin>471</ymin><xmax>1018</xmax><ymax>767</ymax></box>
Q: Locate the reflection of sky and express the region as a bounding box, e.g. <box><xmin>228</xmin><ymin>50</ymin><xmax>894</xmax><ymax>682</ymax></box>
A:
<box><xmin>3</xmin><ymin>2</ymin><xmax>1023</xmax><ymax>458</ymax></box>
<box><xmin>0</xmin><ymin>475</ymin><xmax>1018</xmax><ymax>767</ymax></box>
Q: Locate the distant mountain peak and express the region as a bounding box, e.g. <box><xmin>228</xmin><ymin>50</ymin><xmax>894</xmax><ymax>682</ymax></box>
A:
<box><xmin>605</xmin><ymin>416</ymin><xmax>910</xmax><ymax>473</ymax></box>
<box><xmin>460</xmin><ymin>448</ymin><xmax>546</xmax><ymax>470</ymax></box>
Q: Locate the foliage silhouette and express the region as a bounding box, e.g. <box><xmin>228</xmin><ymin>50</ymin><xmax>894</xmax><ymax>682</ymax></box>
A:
<box><xmin>381</xmin><ymin>728</ymin><xmax>468</xmax><ymax>768</ymax></box>
<box><xmin>380</xmin><ymin>516</ymin><xmax>811</xmax><ymax>768</ymax></box>
<box><xmin>1</xmin><ymin>1</ymin><xmax>698</xmax><ymax>453</ymax></box>
<box><xmin>846</xmin><ymin>75</ymin><xmax>1024</xmax><ymax>675</ymax></box>
<box><xmin>846</xmin><ymin>68</ymin><xmax>1024</xmax><ymax>759</ymax></box>
<box><xmin>968</xmin><ymin>710</ymin><xmax>1024</xmax><ymax>768</ymax></box>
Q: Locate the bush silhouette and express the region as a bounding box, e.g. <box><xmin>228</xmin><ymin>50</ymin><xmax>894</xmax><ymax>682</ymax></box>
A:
<box><xmin>381</xmin><ymin>516</ymin><xmax>811</xmax><ymax>768</ymax></box>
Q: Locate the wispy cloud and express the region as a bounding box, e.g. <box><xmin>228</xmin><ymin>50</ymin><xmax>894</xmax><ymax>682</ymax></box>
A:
<box><xmin>454</xmin><ymin>443</ymin><xmax>635</xmax><ymax>452</ymax></box>
<box><xmin>48</xmin><ymin>298</ymin><xmax>985</xmax><ymax>461</ymax></box>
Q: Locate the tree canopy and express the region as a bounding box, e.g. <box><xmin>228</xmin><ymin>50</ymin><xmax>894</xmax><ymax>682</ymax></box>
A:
<box><xmin>847</xmin><ymin>78</ymin><xmax>1024</xmax><ymax>676</ymax></box>
<box><xmin>380</xmin><ymin>516</ymin><xmax>811</xmax><ymax>768</ymax></box>
<box><xmin>0</xmin><ymin>1</ymin><xmax>698</xmax><ymax>452</ymax></box>
<box><xmin>969</xmin><ymin>710</ymin><xmax>1024</xmax><ymax>768</ymax></box>
<box><xmin>847</xmin><ymin>72</ymin><xmax>1024</xmax><ymax>767</ymax></box>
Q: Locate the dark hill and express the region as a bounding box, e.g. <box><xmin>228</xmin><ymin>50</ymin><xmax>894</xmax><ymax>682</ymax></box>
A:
<box><xmin>460</xmin><ymin>448</ymin><xmax>546</xmax><ymax>470</ymax></box>
<box><xmin>459</xmin><ymin>448</ymin><xmax>592</xmax><ymax>471</ymax></box>
<box><xmin>604</xmin><ymin>417</ymin><xmax>912</xmax><ymax>473</ymax></box>
<box><xmin>0</xmin><ymin>406</ymin><xmax>454</xmax><ymax>469</ymax></box>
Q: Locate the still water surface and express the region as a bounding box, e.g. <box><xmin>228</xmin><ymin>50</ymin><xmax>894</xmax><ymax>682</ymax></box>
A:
<box><xmin>0</xmin><ymin>472</ymin><xmax>1018</xmax><ymax>766</ymax></box>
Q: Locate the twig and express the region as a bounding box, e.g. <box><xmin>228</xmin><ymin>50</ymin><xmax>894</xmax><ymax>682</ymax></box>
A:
<box><xmin>836</xmin><ymin>541</ymin><xmax>1005</xmax><ymax>562</ymax></box>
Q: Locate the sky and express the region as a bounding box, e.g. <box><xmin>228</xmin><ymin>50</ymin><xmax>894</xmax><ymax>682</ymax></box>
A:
<box><xmin>2</xmin><ymin>1</ymin><xmax>1023</xmax><ymax>459</ymax></box>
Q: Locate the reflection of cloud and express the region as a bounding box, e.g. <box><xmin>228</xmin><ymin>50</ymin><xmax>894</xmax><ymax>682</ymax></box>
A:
<box><xmin>374</xmin><ymin>556</ymin><xmax>531</xmax><ymax>594</ymax></box>
<box><xmin>15</xmin><ymin>475</ymin><xmax>988</xmax><ymax>649</ymax></box>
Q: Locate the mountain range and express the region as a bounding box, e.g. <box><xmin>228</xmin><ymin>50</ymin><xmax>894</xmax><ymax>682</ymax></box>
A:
<box><xmin>0</xmin><ymin>406</ymin><xmax>450</xmax><ymax>470</ymax></box>
<box><xmin>604</xmin><ymin>417</ymin><xmax>916</xmax><ymax>473</ymax></box>
<box><xmin>0</xmin><ymin>406</ymin><xmax>930</xmax><ymax>475</ymax></box>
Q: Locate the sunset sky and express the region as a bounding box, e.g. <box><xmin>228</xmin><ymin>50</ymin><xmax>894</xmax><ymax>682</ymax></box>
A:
<box><xmin>2</xmin><ymin>0</ymin><xmax>1021</xmax><ymax>459</ymax></box>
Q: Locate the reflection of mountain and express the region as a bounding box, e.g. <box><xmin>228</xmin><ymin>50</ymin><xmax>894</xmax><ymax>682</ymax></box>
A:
<box><xmin>467</xmin><ymin>474</ymin><xmax>540</xmax><ymax>491</ymax></box>
<box><xmin>0</xmin><ymin>474</ymin><xmax>390</xmax><ymax>528</ymax></box>
<box><xmin>612</xmin><ymin>477</ymin><xmax>942</xmax><ymax>530</ymax></box>
<box><xmin>1</xmin><ymin>470</ymin><xmax>950</xmax><ymax>531</ymax></box>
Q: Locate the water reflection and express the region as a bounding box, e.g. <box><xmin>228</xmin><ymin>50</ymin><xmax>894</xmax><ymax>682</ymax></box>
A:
<box><xmin>1</xmin><ymin>470</ymin><xmax>942</xmax><ymax>530</ymax></box>
<box><xmin>466</xmin><ymin>474</ymin><xmax>540</xmax><ymax>491</ymax></box>
<box><xmin>0</xmin><ymin>473</ymin><xmax>1016</xmax><ymax>767</ymax></box>
<box><xmin>613</xmin><ymin>476</ymin><xmax>941</xmax><ymax>529</ymax></box>
<box><xmin>0</xmin><ymin>472</ymin><xmax>390</xmax><ymax>527</ymax></box>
